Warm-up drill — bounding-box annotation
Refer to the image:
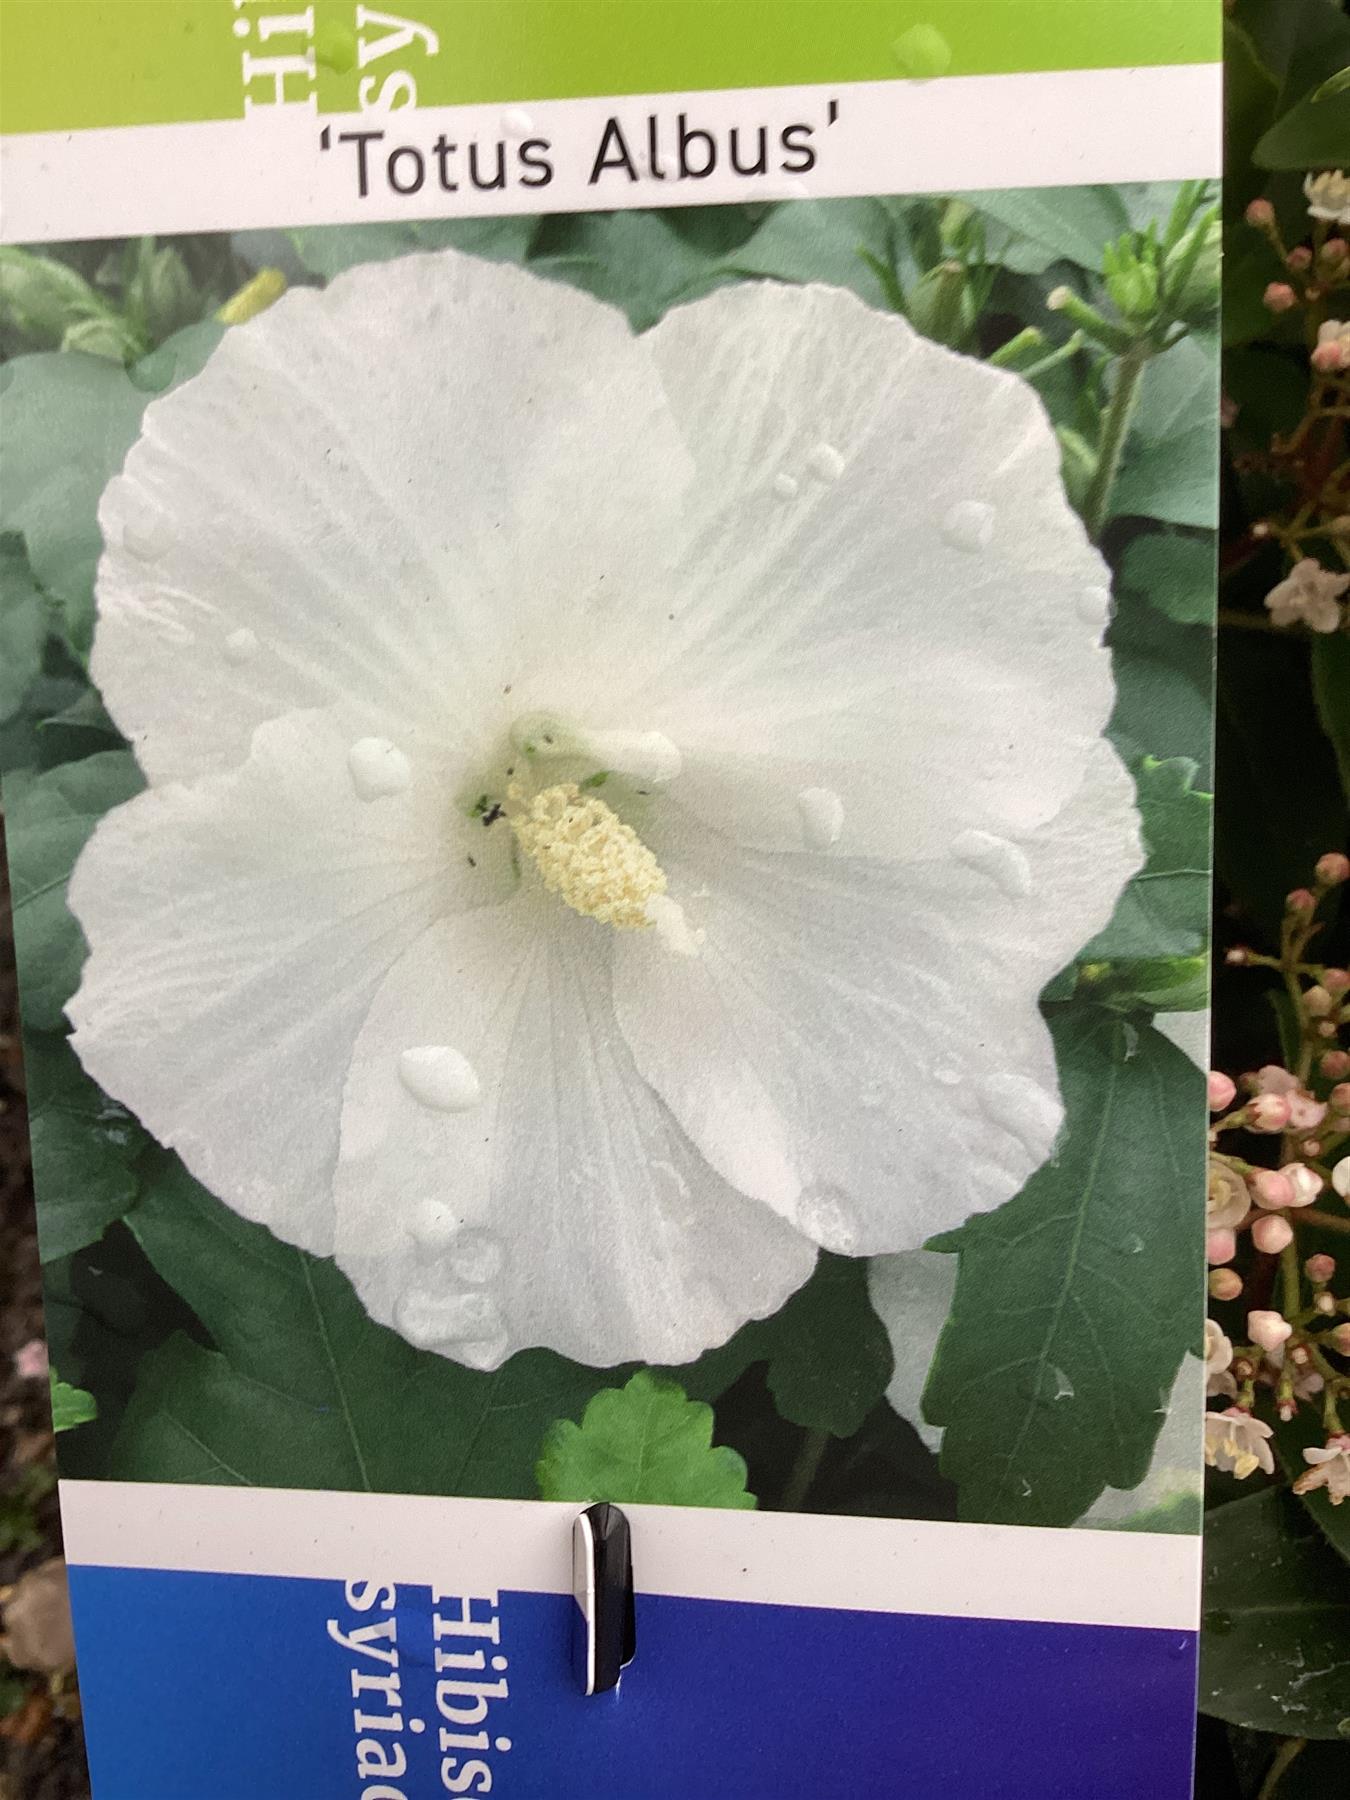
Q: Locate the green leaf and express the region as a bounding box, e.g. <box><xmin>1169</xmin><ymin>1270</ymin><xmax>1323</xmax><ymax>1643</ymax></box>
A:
<box><xmin>49</xmin><ymin>1370</ymin><xmax>97</xmax><ymax>1433</ymax></box>
<box><xmin>963</xmin><ymin>185</ymin><xmax>1130</xmax><ymax>274</ymax></box>
<box><xmin>536</xmin><ymin>1371</ymin><xmax>755</xmax><ymax>1509</ymax></box>
<box><xmin>719</xmin><ymin>197</ymin><xmax>910</xmax><ymax>311</ymax></box>
<box><xmin>1113</xmin><ymin>331</ymin><xmax>1219</xmax><ymax>528</ymax></box>
<box><xmin>1256</xmin><ymin>85</ymin><xmax>1350</xmax><ymax>169</ymax></box>
<box><xmin>924</xmin><ymin>1013</ymin><xmax>1202</xmax><ymax>1527</ymax></box>
<box><xmin>290</xmin><ymin>215</ymin><xmax>541</xmax><ymax>282</ymax></box>
<box><xmin>528</xmin><ymin>210</ymin><xmax>733</xmax><ymax>331</ymax></box>
<box><xmin>109</xmin><ymin>1154</ymin><xmax>617</xmax><ymax>1496</ymax></box>
<box><xmin>0</xmin><ymin>538</ymin><xmax>47</xmax><ymax>724</ymax></box>
<box><xmin>1311</xmin><ymin>634</ymin><xmax>1350</xmax><ymax>805</ymax></box>
<box><xmin>1107</xmin><ymin>609</ymin><xmax>1214</xmax><ymax>785</ymax></box>
<box><xmin>1200</xmin><ymin>1488</ymin><xmax>1350</xmax><ymax>1739</ymax></box>
<box><xmin>6</xmin><ymin>750</ymin><xmax>143</xmax><ymax>1029</ymax></box>
<box><xmin>1117</xmin><ymin>529</ymin><xmax>1215</xmax><ymax>627</ymax></box>
<box><xmin>24</xmin><ymin>1031</ymin><xmax>147</xmax><ymax>1262</ymax></box>
<box><xmin>1079</xmin><ymin>756</ymin><xmax>1212</xmax><ymax>963</ymax></box>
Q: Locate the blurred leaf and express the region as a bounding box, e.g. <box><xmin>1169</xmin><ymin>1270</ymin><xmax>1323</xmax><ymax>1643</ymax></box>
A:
<box><xmin>1080</xmin><ymin>756</ymin><xmax>1211</xmax><ymax>962</ymax></box>
<box><xmin>1108</xmin><ymin>606</ymin><xmax>1214</xmax><ymax>784</ymax></box>
<box><xmin>290</xmin><ymin>216</ymin><xmax>540</xmax><ymax>282</ymax></box>
<box><xmin>529</xmin><ymin>210</ymin><xmax>732</xmax><ymax>331</ymax></box>
<box><xmin>6</xmin><ymin>750</ymin><xmax>143</xmax><ymax>1029</ymax></box>
<box><xmin>1117</xmin><ymin>528</ymin><xmax>1215</xmax><ymax>626</ymax></box>
<box><xmin>924</xmin><ymin>1014</ymin><xmax>1202</xmax><ymax>1527</ymax></box>
<box><xmin>1256</xmin><ymin>85</ymin><xmax>1350</xmax><ymax>169</ymax></box>
<box><xmin>49</xmin><ymin>1370</ymin><xmax>97</xmax><ymax>1433</ymax></box>
<box><xmin>1311</xmin><ymin>634</ymin><xmax>1350</xmax><ymax>805</ymax></box>
<box><xmin>722</xmin><ymin>197</ymin><xmax>908</xmax><ymax>309</ymax></box>
<box><xmin>963</xmin><ymin>186</ymin><xmax>1130</xmax><ymax>273</ymax></box>
<box><xmin>24</xmin><ymin>1031</ymin><xmax>146</xmax><ymax>1263</ymax></box>
<box><xmin>109</xmin><ymin>1155</ymin><xmax>617</xmax><ymax>1496</ymax></box>
<box><xmin>0</xmin><ymin>539</ymin><xmax>46</xmax><ymax>724</ymax></box>
<box><xmin>1114</xmin><ymin>330</ymin><xmax>1220</xmax><ymax>527</ymax></box>
<box><xmin>1200</xmin><ymin>1488</ymin><xmax>1350</xmax><ymax>1739</ymax></box>
<box><xmin>536</xmin><ymin>1370</ymin><xmax>755</xmax><ymax>1508</ymax></box>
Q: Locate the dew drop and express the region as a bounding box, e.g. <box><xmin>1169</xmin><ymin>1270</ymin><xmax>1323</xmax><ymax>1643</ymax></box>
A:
<box><xmin>121</xmin><ymin>506</ymin><xmax>173</xmax><ymax>562</ymax></box>
<box><xmin>409</xmin><ymin>1198</ymin><xmax>461</xmax><ymax>1250</ymax></box>
<box><xmin>222</xmin><ymin>626</ymin><xmax>259</xmax><ymax>665</ymax></box>
<box><xmin>940</xmin><ymin>499</ymin><xmax>995</xmax><ymax>552</ymax></box>
<box><xmin>1077</xmin><ymin>585</ymin><xmax>1112</xmax><ymax>630</ymax></box>
<box><xmin>806</xmin><ymin>442</ymin><xmax>846</xmax><ymax>484</ymax></box>
<box><xmin>976</xmin><ymin>1074</ymin><xmax>1060</xmax><ymax>1159</ymax></box>
<box><xmin>796</xmin><ymin>786</ymin><xmax>844</xmax><ymax>850</ymax></box>
<box><xmin>772</xmin><ymin>472</ymin><xmax>800</xmax><ymax>501</ymax></box>
<box><xmin>398</xmin><ymin>1045</ymin><xmax>482</xmax><ymax>1113</ymax></box>
<box><xmin>891</xmin><ymin>23</ymin><xmax>953</xmax><ymax>80</ymax></box>
<box><xmin>501</xmin><ymin>107</ymin><xmax>534</xmax><ymax>138</ymax></box>
<box><xmin>797</xmin><ymin>1182</ymin><xmax>860</xmax><ymax>1253</ymax></box>
<box><xmin>444</xmin><ymin>1227</ymin><xmax>507</xmax><ymax>1285</ymax></box>
<box><xmin>950</xmin><ymin>829</ymin><xmax>1032</xmax><ymax>898</ymax></box>
<box><xmin>395</xmin><ymin>1285</ymin><xmax>501</xmax><ymax>1350</ymax></box>
<box><xmin>347</xmin><ymin>736</ymin><xmax>412</xmax><ymax>801</ymax></box>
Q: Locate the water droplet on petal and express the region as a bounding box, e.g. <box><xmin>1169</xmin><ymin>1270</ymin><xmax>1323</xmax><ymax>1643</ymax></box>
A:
<box><xmin>976</xmin><ymin>1074</ymin><xmax>1061</xmax><ymax>1159</ymax></box>
<box><xmin>222</xmin><ymin>627</ymin><xmax>259</xmax><ymax>665</ymax></box>
<box><xmin>940</xmin><ymin>500</ymin><xmax>995</xmax><ymax>552</ymax></box>
<box><xmin>409</xmin><ymin>1198</ymin><xmax>461</xmax><ymax>1250</ymax></box>
<box><xmin>806</xmin><ymin>442</ymin><xmax>846</xmax><ymax>483</ymax></box>
<box><xmin>347</xmin><ymin>736</ymin><xmax>412</xmax><ymax>801</ymax></box>
<box><xmin>950</xmin><ymin>829</ymin><xmax>1032</xmax><ymax>898</ymax></box>
<box><xmin>398</xmin><ymin>1046</ymin><xmax>482</xmax><ymax>1113</ymax></box>
<box><xmin>797</xmin><ymin>1182</ymin><xmax>860</xmax><ymax>1253</ymax></box>
<box><xmin>773</xmin><ymin>472</ymin><xmax>800</xmax><ymax>501</ymax></box>
<box><xmin>796</xmin><ymin>786</ymin><xmax>844</xmax><ymax>851</ymax></box>
<box><xmin>121</xmin><ymin>506</ymin><xmax>173</xmax><ymax>561</ymax></box>
<box><xmin>501</xmin><ymin>107</ymin><xmax>534</xmax><ymax>137</ymax></box>
<box><xmin>1078</xmin><ymin>585</ymin><xmax>1112</xmax><ymax>630</ymax></box>
<box><xmin>395</xmin><ymin>1285</ymin><xmax>500</xmax><ymax>1351</ymax></box>
<box><xmin>444</xmin><ymin>1228</ymin><xmax>506</xmax><ymax>1285</ymax></box>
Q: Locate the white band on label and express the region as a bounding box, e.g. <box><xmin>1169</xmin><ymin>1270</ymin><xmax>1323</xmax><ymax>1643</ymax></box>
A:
<box><xmin>58</xmin><ymin>1479</ymin><xmax>1201</xmax><ymax>1635</ymax></box>
<box><xmin>1</xmin><ymin>65</ymin><xmax>1221</xmax><ymax>244</ymax></box>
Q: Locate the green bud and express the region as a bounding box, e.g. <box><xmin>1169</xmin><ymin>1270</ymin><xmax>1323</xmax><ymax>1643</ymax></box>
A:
<box><xmin>60</xmin><ymin>313</ymin><xmax>140</xmax><ymax>362</ymax></box>
<box><xmin>906</xmin><ymin>259</ymin><xmax>973</xmax><ymax>349</ymax></box>
<box><xmin>939</xmin><ymin>199</ymin><xmax>978</xmax><ymax>255</ymax></box>
<box><xmin>1161</xmin><ymin>213</ymin><xmax>1221</xmax><ymax>327</ymax></box>
<box><xmin>0</xmin><ymin>246</ymin><xmax>105</xmax><ymax>347</ymax></box>
<box><xmin>1102</xmin><ymin>234</ymin><xmax>1160</xmax><ymax>322</ymax></box>
<box><xmin>131</xmin><ymin>246</ymin><xmax>200</xmax><ymax>343</ymax></box>
<box><xmin>1055</xmin><ymin>426</ymin><xmax>1097</xmax><ymax>514</ymax></box>
<box><xmin>1080</xmin><ymin>953</ymin><xmax>1209</xmax><ymax>1014</ymax></box>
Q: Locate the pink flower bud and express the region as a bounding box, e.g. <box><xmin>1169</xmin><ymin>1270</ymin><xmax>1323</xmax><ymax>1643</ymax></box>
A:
<box><xmin>1209</xmin><ymin>1268</ymin><xmax>1244</xmax><ymax>1301</ymax></box>
<box><xmin>1264</xmin><ymin>281</ymin><xmax>1299</xmax><ymax>313</ymax></box>
<box><xmin>1225</xmin><ymin>946</ymin><xmax>1250</xmax><ymax>966</ymax></box>
<box><xmin>1316</xmin><ymin>1291</ymin><xmax>1337</xmax><ymax>1315</ymax></box>
<box><xmin>1279</xmin><ymin>1398</ymin><xmax>1298</xmax><ymax>1422</ymax></box>
<box><xmin>1313</xmin><ymin>339</ymin><xmax>1349</xmax><ymax>373</ymax></box>
<box><xmin>1333</xmin><ymin>1158</ymin><xmax>1350</xmax><ymax>1199</ymax></box>
<box><xmin>1252</xmin><ymin>1214</ymin><xmax>1294</xmax><ymax>1254</ymax></box>
<box><xmin>1286</xmin><ymin>887</ymin><xmax>1316</xmax><ymax>916</ymax></box>
<box><xmin>1257</xmin><ymin>1065</ymin><xmax>1299</xmax><ymax>1095</ymax></box>
<box><xmin>1287</xmin><ymin>245</ymin><xmax>1314</xmax><ymax>272</ymax></box>
<box><xmin>1244</xmin><ymin>198</ymin><xmax>1276</xmax><ymax>229</ymax></box>
<box><xmin>1249</xmin><ymin>1093</ymin><xmax>1292</xmax><ymax>1132</ymax></box>
<box><xmin>1305</xmin><ymin>985</ymin><xmax>1335</xmax><ymax>1018</ymax></box>
<box><xmin>1318</xmin><ymin>1020</ymin><xmax>1338</xmax><ymax>1039</ymax></box>
<box><xmin>1289</xmin><ymin>1093</ymin><xmax>1329</xmax><ymax>1130</ymax></box>
<box><xmin>1282</xmin><ymin>1162</ymin><xmax>1325</xmax><ymax>1207</ymax></box>
<box><xmin>1317</xmin><ymin>852</ymin><xmax>1350</xmax><ymax>886</ymax></box>
<box><xmin>1207</xmin><ymin>1228</ymin><xmax>1238</xmax><ymax>1265</ymax></box>
<box><xmin>1331</xmin><ymin>1324</ymin><xmax>1350</xmax><ymax>1356</ymax></box>
<box><xmin>1248</xmin><ymin>1309</ymin><xmax>1293</xmax><ymax>1352</ymax></box>
<box><xmin>1253</xmin><ymin>1168</ymin><xmax>1296</xmax><ymax>1210</ymax></box>
<box><xmin>1324</xmin><ymin>969</ymin><xmax>1350</xmax><ymax>995</ymax></box>
<box><xmin>1208</xmin><ymin>1071</ymin><xmax>1237</xmax><ymax>1112</ymax></box>
<box><xmin>1321</xmin><ymin>1051</ymin><xmax>1350</xmax><ymax>1080</ymax></box>
<box><xmin>1305</xmin><ymin>1140</ymin><xmax>1324</xmax><ymax>1159</ymax></box>
<box><xmin>1306</xmin><ymin>1253</ymin><xmax>1337</xmax><ymax>1283</ymax></box>
<box><xmin>1323</xmin><ymin>236</ymin><xmax>1350</xmax><ymax>266</ymax></box>
<box><xmin>1330</xmin><ymin>1083</ymin><xmax>1350</xmax><ymax>1112</ymax></box>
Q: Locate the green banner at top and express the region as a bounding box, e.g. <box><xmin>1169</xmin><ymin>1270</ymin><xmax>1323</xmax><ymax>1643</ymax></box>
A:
<box><xmin>1</xmin><ymin>0</ymin><xmax>1218</xmax><ymax>136</ymax></box>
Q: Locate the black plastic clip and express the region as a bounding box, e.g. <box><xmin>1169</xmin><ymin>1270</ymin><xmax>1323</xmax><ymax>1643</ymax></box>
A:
<box><xmin>572</xmin><ymin>1502</ymin><xmax>636</xmax><ymax>1696</ymax></box>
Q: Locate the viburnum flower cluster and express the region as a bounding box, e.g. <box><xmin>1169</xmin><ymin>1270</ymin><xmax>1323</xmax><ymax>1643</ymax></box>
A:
<box><xmin>1206</xmin><ymin>852</ymin><xmax>1350</xmax><ymax>1502</ymax></box>
<box><xmin>66</xmin><ymin>248</ymin><xmax>1141</xmax><ymax>1371</ymax></box>
<box><xmin>1241</xmin><ymin>174</ymin><xmax>1350</xmax><ymax>634</ymax></box>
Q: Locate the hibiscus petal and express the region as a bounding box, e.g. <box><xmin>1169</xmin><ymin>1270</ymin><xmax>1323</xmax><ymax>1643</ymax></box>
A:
<box><xmin>614</xmin><ymin>743</ymin><xmax>1141</xmax><ymax>1253</ymax></box>
<box><xmin>623</xmin><ymin>280</ymin><xmax>1116</xmax><ymax>861</ymax></box>
<box><xmin>67</xmin><ymin>710</ymin><xmax>465</xmax><ymax>1252</ymax></box>
<box><xmin>93</xmin><ymin>251</ymin><xmax>692</xmax><ymax>784</ymax></box>
<box><xmin>332</xmin><ymin>897</ymin><xmax>816</xmax><ymax>1369</ymax></box>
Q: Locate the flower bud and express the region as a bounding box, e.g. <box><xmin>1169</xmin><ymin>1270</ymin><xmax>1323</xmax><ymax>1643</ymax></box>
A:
<box><xmin>1316</xmin><ymin>852</ymin><xmax>1350</xmax><ymax>886</ymax></box>
<box><xmin>1325</xmin><ymin>969</ymin><xmax>1350</xmax><ymax>995</ymax></box>
<box><xmin>1287</xmin><ymin>245</ymin><xmax>1314</xmax><ymax>272</ymax></box>
<box><xmin>1313</xmin><ymin>339</ymin><xmax>1348</xmax><ymax>373</ymax></box>
<box><xmin>1253</xmin><ymin>1168</ymin><xmax>1296</xmax><ymax>1210</ymax></box>
<box><xmin>1252</xmin><ymin>1214</ymin><xmax>1294</xmax><ymax>1254</ymax></box>
<box><xmin>1331</xmin><ymin>1324</ymin><xmax>1350</xmax><ymax>1356</ymax></box>
<box><xmin>1282</xmin><ymin>1162</ymin><xmax>1325</xmax><ymax>1207</ymax></box>
<box><xmin>1208</xmin><ymin>1071</ymin><xmax>1237</xmax><ymax>1112</ymax></box>
<box><xmin>1306</xmin><ymin>1253</ymin><xmax>1337</xmax><ymax>1283</ymax></box>
<box><xmin>1248</xmin><ymin>1309</ymin><xmax>1293</xmax><ymax>1352</ymax></box>
<box><xmin>1225</xmin><ymin>946</ymin><xmax>1250</xmax><ymax>966</ymax></box>
<box><xmin>1333</xmin><ymin>1158</ymin><xmax>1350</xmax><ymax>1199</ymax></box>
<box><xmin>1320</xmin><ymin>1051</ymin><xmax>1350</xmax><ymax>1080</ymax></box>
<box><xmin>1289</xmin><ymin>1092</ymin><xmax>1328</xmax><ymax>1131</ymax></box>
<box><xmin>1209</xmin><ymin>1268</ymin><xmax>1244</xmax><ymax>1301</ymax></box>
<box><xmin>1207</xmin><ymin>1228</ymin><xmax>1237</xmax><ymax>1265</ymax></box>
<box><xmin>1305</xmin><ymin>1140</ymin><xmax>1324</xmax><ymax>1159</ymax></box>
<box><xmin>1330</xmin><ymin>1083</ymin><xmax>1350</xmax><ymax>1112</ymax></box>
<box><xmin>1264</xmin><ymin>282</ymin><xmax>1298</xmax><ymax>313</ymax></box>
<box><xmin>1316</xmin><ymin>1291</ymin><xmax>1337</xmax><ymax>1315</ymax></box>
<box><xmin>1320</xmin><ymin>237</ymin><xmax>1349</xmax><ymax>271</ymax></box>
<box><xmin>1244</xmin><ymin>198</ymin><xmax>1276</xmax><ymax>229</ymax></box>
<box><xmin>1286</xmin><ymin>887</ymin><xmax>1316</xmax><ymax>916</ymax></box>
<box><xmin>1248</xmin><ymin>1092</ymin><xmax>1292</xmax><ymax>1132</ymax></box>
<box><xmin>1305</xmin><ymin>985</ymin><xmax>1335</xmax><ymax>1018</ymax></box>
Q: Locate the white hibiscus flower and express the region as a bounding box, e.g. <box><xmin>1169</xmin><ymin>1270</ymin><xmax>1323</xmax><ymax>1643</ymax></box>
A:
<box><xmin>67</xmin><ymin>248</ymin><xmax>1140</xmax><ymax>1371</ymax></box>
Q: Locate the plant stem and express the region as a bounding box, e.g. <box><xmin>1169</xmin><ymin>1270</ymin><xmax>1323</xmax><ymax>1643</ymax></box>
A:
<box><xmin>1280</xmin><ymin>1242</ymin><xmax>1302</xmax><ymax>1319</ymax></box>
<box><xmin>1256</xmin><ymin>1737</ymin><xmax>1307</xmax><ymax>1800</ymax></box>
<box><xmin>780</xmin><ymin>1427</ymin><xmax>830</xmax><ymax>1512</ymax></box>
<box><xmin>1083</xmin><ymin>342</ymin><xmax>1150</xmax><ymax>538</ymax></box>
<box><xmin>1301</xmin><ymin>1207</ymin><xmax>1350</xmax><ymax>1235</ymax></box>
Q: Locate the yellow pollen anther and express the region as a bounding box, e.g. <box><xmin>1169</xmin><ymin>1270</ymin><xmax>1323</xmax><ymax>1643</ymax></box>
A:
<box><xmin>507</xmin><ymin>783</ymin><xmax>666</xmax><ymax>928</ymax></box>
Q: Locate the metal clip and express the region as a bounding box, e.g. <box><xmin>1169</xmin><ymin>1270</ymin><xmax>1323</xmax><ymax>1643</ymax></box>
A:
<box><xmin>572</xmin><ymin>1502</ymin><xmax>636</xmax><ymax>1695</ymax></box>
